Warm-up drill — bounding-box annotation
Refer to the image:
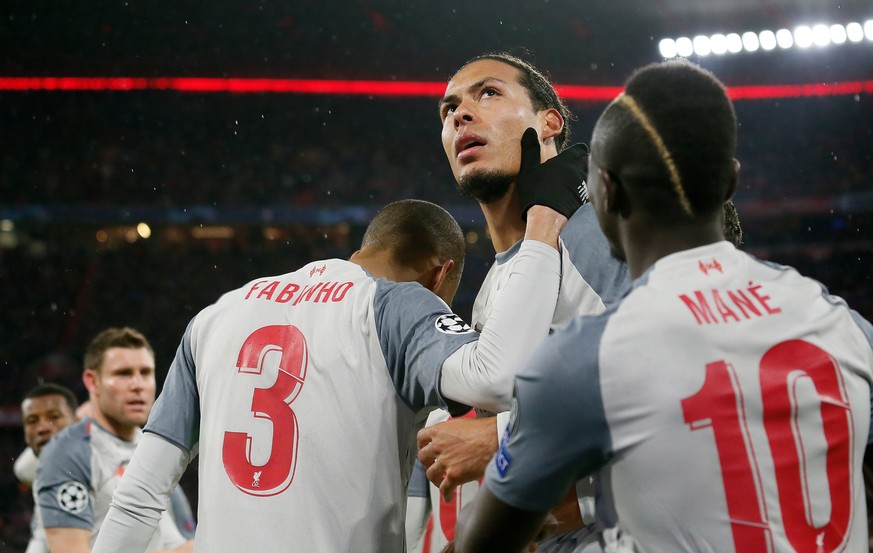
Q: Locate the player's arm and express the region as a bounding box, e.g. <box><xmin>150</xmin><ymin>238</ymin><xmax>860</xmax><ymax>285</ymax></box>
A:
<box><xmin>457</xmin><ymin>317</ymin><xmax>613</xmax><ymax>550</ymax></box>
<box><xmin>13</xmin><ymin>446</ymin><xmax>38</xmax><ymax>484</ymax></box>
<box><xmin>45</xmin><ymin>527</ymin><xmax>91</xmax><ymax>553</ymax></box>
<box><xmin>453</xmin><ymin>486</ymin><xmax>549</xmax><ymax>553</ymax></box>
<box><xmin>91</xmin><ymin>433</ymin><xmax>192</xmax><ymax>553</ymax></box>
<box><xmin>439</xmin><ymin>206</ymin><xmax>565</xmax><ymax>413</ymax></box>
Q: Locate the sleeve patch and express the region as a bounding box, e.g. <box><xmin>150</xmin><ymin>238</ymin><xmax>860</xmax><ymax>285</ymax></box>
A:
<box><xmin>57</xmin><ymin>481</ymin><xmax>89</xmax><ymax>513</ymax></box>
<box><xmin>495</xmin><ymin>421</ymin><xmax>513</xmax><ymax>477</ymax></box>
<box><xmin>434</xmin><ymin>314</ymin><xmax>473</xmax><ymax>335</ymax></box>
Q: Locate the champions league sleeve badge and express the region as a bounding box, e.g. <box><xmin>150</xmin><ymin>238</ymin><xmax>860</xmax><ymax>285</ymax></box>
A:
<box><xmin>434</xmin><ymin>313</ymin><xmax>473</xmax><ymax>334</ymax></box>
<box><xmin>57</xmin><ymin>481</ymin><xmax>89</xmax><ymax>513</ymax></box>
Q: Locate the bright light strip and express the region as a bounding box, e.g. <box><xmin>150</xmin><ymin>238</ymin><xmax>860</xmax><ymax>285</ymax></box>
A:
<box><xmin>726</xmin><ymin>33</ymin><xmax>743</xmax><ymax>53</ymax></box>
<box><xmin>659</xmin><ymin>38</ymin><xmax>678</xmax><ymax>58</ymax></box>
<box><xmin>759</xmin><ymin>30</ymin><xmax>778</xmax><ymax>50</ymax></box>
<box><xmin>711</xmin><ymin>34</ymin><xmax>728</xmax><ymax>54</ymax></box>
<box><xmin>743</xmin><ymin>31</ymin><xmax>760</xmax><ymax>52</ymax></box>
<box><xmin>847</xmin><ymin>22</ymin><xmax>864</xmax><ymax>42</ymax></box>
<box><xmin>830</xmin><ymin>24</ymin><xmax>847</xmax><ymax>44</ymax></box>
<box><xmin>0</xmin><ymin>77</ymin><xmax>871</xmax><ymax>100</ymax></box>
<box><xmin>693</xmin><ymin>35</ymin><xmax>712</xmax><ymax>56</ymax></box>
<box><xmin>658</xmin><ymin>18</ymin><xmax>872</xmax><ymax>57</ymax></box>
<box><xmin>794</xmin><ymin>25</ymin><xmax>814</xmax><ymax>48</ymax></box>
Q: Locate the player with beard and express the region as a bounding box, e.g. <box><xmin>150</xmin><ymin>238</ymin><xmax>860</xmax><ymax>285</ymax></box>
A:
<box><xmin>409</xmin><ymin>53</ymin><xmax>630</xmax><ymax>553</ymax></box>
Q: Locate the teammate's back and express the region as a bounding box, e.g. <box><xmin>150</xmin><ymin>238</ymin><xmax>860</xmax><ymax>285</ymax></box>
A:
<box><xmin>584</xmin><ymin>242</ymin><xmax>873</xmax><ymax>550</ymax></box>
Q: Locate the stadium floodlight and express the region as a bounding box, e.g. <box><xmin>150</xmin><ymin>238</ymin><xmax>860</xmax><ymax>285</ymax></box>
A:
<box><xmin>726</xmin><ymin>33</ymin><xmax>743</xmax><ymax>53</ymax></box>
<box><xmin>659</xmin><ymin>38</ymin><xmax>678</xmax><ymax>58</ymax></box>
<box><xmin>759</xmin><ymin>30</ymin><xmax>778</xmax><ymax>50</ymax></box>
<box><xmin>710</xmin><ymin>34</ymin><xmax>728</xmax><ymax>54</ymax></box>
<box><xmin>846</xmin><ymin>22</ymin><xmax>864</xmax><ymax>42</ymax></box>
<box><xmin>693</xmin><ymin>35</ymin><xmax>712</xmax><ymax>56</ymax></box>
<box><xmin>776</xmin><ymin>28</ymin><xmax>794</xmax><ymax>48</ymax></box>
<box><xmin>866</xmin><ymin>20</ymin><xmax>873</xmax><ymax>40</ymax></box>
<box><xmin>812</xmin><ymin>24</ymin><xmax>831</xmax><ymax>46</ymax></box>
<box><xmin>742</xmin><ymin>31</ymin><xmax>760</xmax><ymax>52</ymax></box>
<box><xmin>830</xmin><ymin>24</ymin><xmax>847</xmax><ymax>44</ymax></box>
<box><xmin>676</xmin><ymin>37</ymin><xmax>694</xmax><ymax>57</ymax></box>
<box><xmin>794</xmin><ymin>25</ymin><xmax>814</xmax><ymax>48</ymax></box>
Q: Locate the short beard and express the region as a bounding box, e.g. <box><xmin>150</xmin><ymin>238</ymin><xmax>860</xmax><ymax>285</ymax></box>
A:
<box><xmin>456</xmin><ymin>170</ymin><xmax>514</xmax><ymax>204</ymax></box>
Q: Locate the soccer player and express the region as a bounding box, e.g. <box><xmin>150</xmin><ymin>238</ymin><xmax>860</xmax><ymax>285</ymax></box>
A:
<box><xmin>454</xmin><ymin>59</ymin><xmax>873</xmax><ymax>552</ymax></box>
<box><xmin>92</xmin><ymin>198</ymin><xmax>572</xmax><ymax>553</ymax></box>
<box><xmin>18</xmin><ymin>383</ymin><xmax>78</xmax><ymax>553</ymax></box>
<box><xmin>412</xmin><ymin>52</ymin><xmax>630</xmax><ymax>552</ymax></box>
<box><xmin>34</xmin><ymin>327</ymin><xmax>193</xmax><ymax>553</ymax></box>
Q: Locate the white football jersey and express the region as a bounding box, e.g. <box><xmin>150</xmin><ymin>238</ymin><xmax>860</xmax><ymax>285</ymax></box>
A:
<box><xmin>416</xmin><ymin>204</ymin><xmax>629</xmax><ymax>551</ymax></box>
<box><xmin>34</xmin><ymin>419</ymin><xmax>187</xmax><ymax>550</ymax></box>
<box><xmin>145</xmin><ymin>258</ymin><xmax>486</xmax><ymax>553</ymax></box>
<box><xmin>489</xmin><ymin>242</ymin><xmax>873</xmax><ymax>552</ymax></box>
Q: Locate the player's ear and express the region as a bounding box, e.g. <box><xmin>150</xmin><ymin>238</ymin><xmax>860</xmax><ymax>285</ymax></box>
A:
<box><xmin>599</xmin><ymin>168</ymin><xmax>623</xmax><ymax>215</ymax></box>
<box><xmin>727</xmin><ymin>158</ymin><xmax>740</xmax><ymax>201</ymax></box>
<box><xmin>420</xmin><ymin>259</ymin><xmax>456</xmax><ymax>305</ymax></box>
<box><xmin>348</xmin><ymin>249</ymin><xmax>361</xmax><ymax>262</ymax></box>
<box><xmin>82</xmin><ymin>369</ymin><xmax>99</xmax><ymax>395</ymax></box>
<box><xmin>539</xmin><ymin>108</ymin><xmax>563</xmax><ymax>149</ymax></box>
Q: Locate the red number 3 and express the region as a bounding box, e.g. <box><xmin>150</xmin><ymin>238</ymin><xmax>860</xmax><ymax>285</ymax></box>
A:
<box><xmin>222</xmin><ymin>325</ymin><xmax>308</xmax><ymax>496</ymax></box>
<box><xmin>682</xmin><ymin>339</ymin><xmax>854</xmax><ymax>552</ymax></box>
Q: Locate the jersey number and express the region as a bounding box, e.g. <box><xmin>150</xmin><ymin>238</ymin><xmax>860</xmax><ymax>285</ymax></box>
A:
<box><xmin>681</xmin><ymin>339</ymin><xmax>853</xmax><ymax>552</ymax></box>
<box><xmin>223</xmin><ymin>325</ymin><xmax>308</xmax><ymax>496</ymax></box>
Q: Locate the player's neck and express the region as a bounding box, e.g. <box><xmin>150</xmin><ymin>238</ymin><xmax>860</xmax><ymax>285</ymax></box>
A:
<box><xmin>623</xmin><ymin>219</ymin><xmax>725</xmax><ymax>279</ymax></box>
<box><xmin>479</xmin><ymin>188</ymin><xmax>526</xmax><ymax>253</ymax></box>
<box><xmin>90</xmin><ymin>409</ymin><xmax>138</xmax><ymax>442</ymax></box>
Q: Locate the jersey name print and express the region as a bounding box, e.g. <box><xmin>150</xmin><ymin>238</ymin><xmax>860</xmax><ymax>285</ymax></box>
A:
<box><xmin>146</xmin><ymin>258</ymin><xmax>479</xmax><ymax>552</ymax></box>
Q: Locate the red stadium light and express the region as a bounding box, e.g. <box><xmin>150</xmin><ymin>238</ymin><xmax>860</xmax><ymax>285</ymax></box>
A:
<box><xmin>0</xmin><ymin>76</ymin><xmax>871</xmax><ymax>100</ymax></box>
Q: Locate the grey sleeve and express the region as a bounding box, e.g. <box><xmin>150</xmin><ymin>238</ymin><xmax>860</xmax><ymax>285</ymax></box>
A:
<box><xmin>484</xmin><ymin>314</ymin><xmax>614</xmax><ymax>512</ymax></box>
<box><xmin>92</xmin><ymin>433</ymin><xmax>191</xmax><ymax>553</ymax></box>
<box><xmin>373</xmin><ymin>280</ymin><xmax>477</xmax><ymax>415</ymax></box>
<box><xmin>35</xmin><ymin>425</ymin><xmax>94</xmax><ymax>531</ymax></box>
<box><xmin>562</xmin><ymin>203</ymin><xmax>630</xmax><ymax>306</ymax></box>
<box><xmin>407</xmin><ymin>458</ymin><xmax>430</xmax><ymax>498</ymax></box>
<box><xmin>144</xmin><ymin>318</ymin><xmax>200</xmax><ymax>451</ymax></box>
<box><xmin>168</xmin><ymin>484</ymin><xmax>196</xmax><ymax>539</ymax></box>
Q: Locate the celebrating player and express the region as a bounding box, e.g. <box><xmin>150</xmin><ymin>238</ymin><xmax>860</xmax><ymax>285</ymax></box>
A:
<box><xmin>454</xmin><ymin>59</ymin><xmax>873</xmax><ymax>552</ymax></box>
<box><xmin>411</xmin><ymin>52</ymin><xmax>629</xmax><ymax>553</ymax></box>
<box><xmin>34</xmin><ymin>327</ymin><xmax>194</xmax><ymax>553</ymax></box>
<box><xmin>18</xmin><ymin>383</ymin><xmax>78</xmax><ymax>553</ymax></box>
<box><xmin>92</xmin><ymin>198</ymin><xmax>574</xmax><ymax>552</ymax></box>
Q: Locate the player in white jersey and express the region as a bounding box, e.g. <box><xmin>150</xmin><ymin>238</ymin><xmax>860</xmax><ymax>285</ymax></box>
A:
<box><xmin>409</xmin><ymin>53</ymin><xmax>629</xmax><ymax>553</ymax></box>
<box><xmin>18</xmin><ymin>383</ymin><xmax>78</xmax><ymax>553</ymax></box>
<box><xmin>91</xmin><ymin>198</ymin><xmax>572</xmax><ymax>553</ymax></box>
<box><xmin>35</xmin><ymin>327</ymin><xmax>193</xmax><ymax>553</ymax></box>
<box><xmin>454</xmin><ymin>59</ymin><xmax>873</xmax><ymax>552</ymax></box>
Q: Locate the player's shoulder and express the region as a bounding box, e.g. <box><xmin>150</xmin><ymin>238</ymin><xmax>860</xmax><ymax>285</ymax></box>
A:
<box><xmin>42</xmin><ymin>418</ymin><xmax>92</xmax><ymax>457</ymax></box>
<box><xmin>36</xmin><ymin>419</ymin><xmax>94</xmax><ymax>487</ymax></box>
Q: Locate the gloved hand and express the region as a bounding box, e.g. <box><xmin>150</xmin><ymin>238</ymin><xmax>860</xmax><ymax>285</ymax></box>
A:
<box><xmin>516</xmin><ymin>127</ymin><xmax>590</xmax><ymax>220</ymax></box>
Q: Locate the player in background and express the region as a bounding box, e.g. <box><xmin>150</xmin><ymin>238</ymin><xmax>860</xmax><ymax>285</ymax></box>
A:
<box><xmin>411</xmin><ymin>52</ymin><xmax>629</xmax><ymax>553</ymax></box>
<box><xmin>454</xmin><ymin>59</ymin><xmax>873</xmax><ymax>552</ymax></box>
<box><xmin>18</xmin><ymin>383</ymin><xmax>79</xmax><ymax>553</ymax></box>
<box><xmin>34</xmin><ymin>327</ymin><xmax>194</xmax><ymax>553</ymax></box>
<box><xmin>92</xmin><ymin>198</ymin><xmax>574</xmax><ymax>553</ymax></box>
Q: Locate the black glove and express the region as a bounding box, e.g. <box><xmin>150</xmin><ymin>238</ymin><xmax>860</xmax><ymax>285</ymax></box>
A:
<box><xmin>516</xmin><ymin>127</ymin><xmax>590</xmax><ymax>220</ymax></box>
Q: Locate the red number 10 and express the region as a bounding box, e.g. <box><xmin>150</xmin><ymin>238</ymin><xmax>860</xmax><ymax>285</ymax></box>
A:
<box><xmin>223</xmin><ymin>325</ymin><xmax>308</xmax><ymax>496</ymax></box>
<box><xmin>681</xmin><ymin>340</ymin><xmax>854</xmax><ymax>552</ymax></box>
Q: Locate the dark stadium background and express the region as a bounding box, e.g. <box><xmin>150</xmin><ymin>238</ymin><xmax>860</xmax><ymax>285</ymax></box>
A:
<box><xmin>1</xmin><ymin>1</ymin><xmax>871</xmax><ymax>548</ymax></box>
